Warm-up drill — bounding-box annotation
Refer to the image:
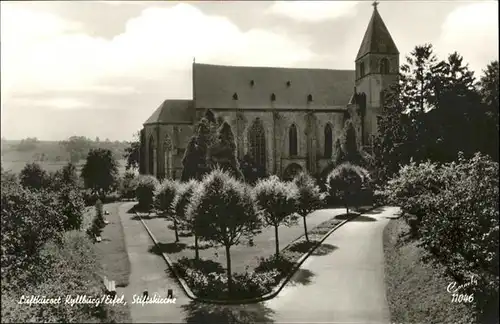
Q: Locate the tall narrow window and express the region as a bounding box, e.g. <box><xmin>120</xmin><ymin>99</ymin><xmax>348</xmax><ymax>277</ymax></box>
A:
<box><xmin>324</xmin><ymin>123</ymin><xmax>333</xmax><ymax>158</ymax></box>
<box><xmin>248</xmin><ymin>119</ymin><xmax>266</xmax><ymax>168</ymax></box>
<box><xmin>379</xmin><ymin>58</ymin><xmax>390</xmax><ymax>74</ymax></box>
<box><xmin>148</xmin><ymin>134</ymin><xmax>155</xmax><ymax>175</ymax></box>
<box><xmin>289</xmin><ymin>124</ymin><xmax>298</xmax><ymax>156</ymax></box>
<box><xmin>271</xmin><ymin>93</ymin><xmax>276</xmax><ymax>101</ymax></box>
<box><xmin>359</xmin><ymin>62</ymin><xmax>365</xmax><ymax>77</ymax></box>
<box><xmin>164</xmin><ymin>136</ymin><xmax>172</xmax><ymax>179</ymax></box>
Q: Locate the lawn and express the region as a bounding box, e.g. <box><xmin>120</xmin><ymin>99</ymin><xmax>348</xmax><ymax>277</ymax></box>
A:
<box><xmin>91</xmin><ymin>202</ymin><xmax>131</xmax><ymax>288</ymax></box>
<box><xmin>383</xmin><ymin>217</ymin><xmax>476</xmax><ymax>324</ymax></box>
<box><xmin>141</xmin><ymin>208</ymin><xmax>350</xmax><ymax>274</ymax></box>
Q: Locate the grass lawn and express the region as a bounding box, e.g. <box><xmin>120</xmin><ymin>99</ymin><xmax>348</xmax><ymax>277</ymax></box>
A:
<box><xmin>91</xmin><ymin>202</ymin><xmax>131</xmax><ymax>288</ymax></box>
<box><xmin>383</xmin><ymin>217</ymin><xmax>476</xmax><ymax>324</ymax></box>
<box><xmin>140</xmin><ymin>207</ymin><xmax>350</xmax><ymax>274</ymax></box>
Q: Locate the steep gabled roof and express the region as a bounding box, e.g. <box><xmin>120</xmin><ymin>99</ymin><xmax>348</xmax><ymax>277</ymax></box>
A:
<box><xmin>193</xmin><ymin>63</ymin><xmax>355</xmax><ymax>110</ymax></box>
<box><xmin>356</xmin><ymin>5</ymin><xmax>399</xmax><ymax>61</ymax></box>
<box><xmin>143</xmin><ymin>99</ymin><xmax>195</xmax><ymax>125</ymax></box>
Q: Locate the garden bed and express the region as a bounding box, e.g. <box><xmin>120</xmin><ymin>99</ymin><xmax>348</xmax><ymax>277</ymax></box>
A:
<box><xmin>148</xmin><ymin>211</ymin><xmax>354</xmax><ymax>300</ymax></box>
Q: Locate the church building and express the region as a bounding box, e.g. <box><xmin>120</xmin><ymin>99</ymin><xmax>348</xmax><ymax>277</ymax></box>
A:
<box><xmin>139</xmin><ymin>3</ymin><xmax>399</xmax><ymax>180</ymax></box>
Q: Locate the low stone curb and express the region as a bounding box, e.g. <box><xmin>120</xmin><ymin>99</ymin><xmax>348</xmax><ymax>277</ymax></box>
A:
<box><xmin>136</xmin><ymin>205</ymin><xmax>378</xmax><ymax>305</ymax></box>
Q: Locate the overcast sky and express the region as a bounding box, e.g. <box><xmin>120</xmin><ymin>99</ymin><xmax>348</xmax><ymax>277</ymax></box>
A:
<box><xmin>1</xmin><ymin>0</ymin><xmax>498</xmax><ymax>141</ymax></box>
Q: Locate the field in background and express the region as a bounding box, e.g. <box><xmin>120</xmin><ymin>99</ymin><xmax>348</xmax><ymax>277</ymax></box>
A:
<box><xmin>1</xmin><ymin>159</ymin><xmax>128</xmax><ymax>176</ymax></box>
<box><xmin>1</xmin><ymin>139</ymin><xmax>129</xmax><ymax>176</ymax></box>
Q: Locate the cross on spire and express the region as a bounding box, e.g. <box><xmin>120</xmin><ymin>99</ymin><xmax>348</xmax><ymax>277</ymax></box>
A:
<box><xmin>372</xmin><ymin>0</ymin><xmax>379</xmax><ymax>9</ymax></box>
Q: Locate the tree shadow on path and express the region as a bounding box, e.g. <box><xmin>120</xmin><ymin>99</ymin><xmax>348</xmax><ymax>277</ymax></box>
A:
<box><xmin>289</xmin><ymin>268</ymin><xmax>315</xmax><ymax>286</ymax></box>
<box><xmin>182</xmin><ymin>301</ymin><xmax>275</xmax><ymax>324</ymax></box>
<box><xmin>148</xmin><ymin>242</ymin><xmax>187</xmax><ymax>255</ymax></box>
<box><xmin>335</xmin><ymin>214</ymin><xmax>376</xmax><ymax>222</ymax></box>
<box><xmin>310</xmin><ymin>243</ymin><xmax>338</xmax><ymax>256</ymax></box>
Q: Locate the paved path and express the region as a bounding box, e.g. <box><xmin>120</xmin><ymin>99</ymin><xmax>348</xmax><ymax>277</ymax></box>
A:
<box><xmin>118</xmin><ymin>202</ymin><xmax>399</xmax><ymax>323</ymax></box>
<box><xmin>264</xmin><ymin>206</ymin><xmax>401</xmax><ymax>324</ymax></box>
<box><xmin>117</xmin><ymin>202</ymin><xmax>190</xmax><ymax>323</ymax></box>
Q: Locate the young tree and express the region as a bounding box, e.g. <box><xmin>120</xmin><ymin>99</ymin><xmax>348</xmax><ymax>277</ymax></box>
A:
<box><xmin>186</xmin><ymin>169</ymin><xmax>261</xmax><ymax>294</ymax></box>
<box><xmin>253</xmin><ymin>176</ymin><xmax>299</xmax><ymax>256</ymax></box>
<box><xmin>326</xmin><ymin>163</ymin><xmax>370</xmax><ymax>215</ymax></box>
<box><xmin>134</xmin><ymin>175</ymin><xmax>159</xmax><ymax>212</ymax></box>
<box><xmin>81</xmin><ymin>148</ymin><xmax>119</xmax><ymax>199</ymax></box>
<box><xmin>174</xmin><ymin>180</ymin><xmax>201</xmax><ymax>259</ymax></box>
<box><xmin>19</xmin><ymin>162</ymin><xmax>48</xmax><ymax>190</ymax></box>
<box><xmin>154</xmin><ymin>179</ymin><xmax>180</xmax><ymax>242</ymax></box>
<box><xmin>209</xmin><ymin>121</ymin><xmax>244</xmax><ymax>180</ymax></box>
<box><xmin>293</xmin><ymin>172</ymin><xmax>325</xmax><ymax>242</ymax></box>
<box><xmin>94</xmin><ymin>199</ymin><xmax>106</xmax><ymax>229</ymax></box>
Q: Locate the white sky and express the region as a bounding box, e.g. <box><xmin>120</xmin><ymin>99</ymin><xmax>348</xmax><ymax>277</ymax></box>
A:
<box><xmin>1</xmin><ymin>1</ymin><xmax>498</xmax><ymax>141</ymax></box>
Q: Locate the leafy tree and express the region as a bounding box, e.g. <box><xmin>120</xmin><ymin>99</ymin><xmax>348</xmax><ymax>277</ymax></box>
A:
<box><xmin>119</xmin><ymin>172</ymin><xmax>137</xmax><ymax>200</ymax></box>
<box><xmin>59</xmin><ymin>136</ymin><xmax>92</xmax><ymax>163</ymax></box>
<box><xmin>240</xmin><ymin>154</ymin><xmax>266</xmax><ymax>184</ymax></box>
<box><xmin>253</xmin><ymin>176</ymin><xmax>299</xmax><ymax>256</ymax></box>
<box><xmin>58</xmin><ymin>185</ymin><xmax>85</xmax><ymax>231</ymax></box>
<box><xmin>81</xmin><ymin>148</ymin><xmax>119</xmax><ymax>198</ymax></box>
<box><xmin>326</xmin><ymin>163</ymin><xmax>370</xmax><ymax>215</ymax></box>
<box><xmin>187</xmin><ymin>168</ymin><xmax>261</xmax><ymax>293</ymax></box>
<box><xmin>292</xmin><ymin>172</ymin><xmax>325</xmax><ymax>242</ymax></box>
<box><xmin>478</xmin><ymin>60</ymin><xmax>499</xmax><ymax>161</ymax></box>
<box><xmin>1</xmin><ymin>183</ymin><xmax>66</xmax><ymax>281</ymax></box>
<box><xmin>124</xmin><ymin>132</ymin><xmax>140</xmax><ymax>171</ymax></box>
<box><xmin>154</xmin><ymin>179</ymin><xmax>180</xmax><ymax>242</ymax></box>
<box><xmin>61</xmin><ymin>162</ymin><xmax>79</xmax><ymax>186</ymax></box>
<box><xmin>174</xmin><ymin>180</ymin><xmax>201</xmax><ymax>259</ymax></box>
<box><xmin>134</xmin><ymin>175</ymin><xmax>159</xmax><ymax>212</ymax></box>
<box><xmin>181</xmin><ymin>118</ymin><xmax>215</xmax><ymax>181</ymax></box>
<box><xmin>19</xmin><ymin>162</ymin><xmax>48</xmax><ymax>190</ymax></box>
<box><xmin>209</xmin><ymin>121</ymin><xmax>243</xmax><ymax>180</ymax></box>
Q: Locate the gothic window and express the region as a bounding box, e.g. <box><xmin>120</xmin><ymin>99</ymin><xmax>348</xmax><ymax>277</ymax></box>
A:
<box><xmin>248</xmin><ymin>119</ymin><xmax>266</xmax><ymax>168</ymax></box>
<box><xmin>289</xmin><ymin>124</ymin><xmax>298</xmax><ymax>156</ymax></box>
<box><xmin>359</xmin><ymin>62</ymin><xmax>365</xmax><ymax>77</ymax></box>
<box><xmin>324</xmin><ymin>123</ymin><xmax>333</xmax><ymax>158</ymax></box>
<box><xmin>233</xmin><ymin>92</ymin><xmax>238</xmax><ymax>100</ymax></box>
<box><xmin>271</xmin><ymin>93</ymin><xmax>276</xmax><ymax>101</ymax></box>
<box><xmin>379</xmin><ymin>58</ymin><xmax>390</xmax><ymax>74</ymax></box>
<box><xmin>148</xmin><ymin>134</ymin><xmax>155</xmax><ymax>176</ymax></box>
<box><xmin>307</xmin><ymin>94</ymin><xmax>313</xmax><ymax>102</ymax></box>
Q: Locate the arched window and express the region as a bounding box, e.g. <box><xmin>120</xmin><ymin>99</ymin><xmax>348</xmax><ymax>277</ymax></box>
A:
<box><xmin>248</xmin><ymin>119</ymin><xmax>266</xmax><ymax>168</ymax></box>
<box><xmin>148</xmin><ymin>135</ymin><xmax>155</xmax><ymax>176</ymax></box>
<box><xmin>289</xmin><ymin>124</ymin><xmax>298</xmax><ymax>156</ymax></box>
<box><xmin>307</xmin><ymin>94</ymin><xmax>313</xmax><ymax>102</ymax></box>
<box><xmin>379</xmin><ymin>58</ymin><xmax>390</xmax><ymax>74</ymax></box>
<box><xmin>271</xmin><ymin>93</ymin><xmax>276</xmax><ymax>101</ymax></box>
<box><xmin>324</xmin><ymin>123</ymin><xmax>333</xmax><ymax>158</ymax></box>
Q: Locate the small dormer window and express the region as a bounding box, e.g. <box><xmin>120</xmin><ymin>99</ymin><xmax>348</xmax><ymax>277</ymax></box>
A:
<box><xmin>271</xmin><ymin>93</ymin><xmax>276</xmax><ymax>101</ymax></box>
<box><xmin>233</xmin><ymin>92</ymin><xmax>238</xmax><ymax>100</ymax></box>
<box><xmin>286</xmin><ymin>81</ymin><xmax>291</xmax><ymax>87</ymax></box>
<box><xmin>307</xmin><ymin>94</ymin><xmax>313</xmax><ymax>102</ymax></box>
<box><xmin>250</xmin><ymin>80</ymin><xmax>255</xmax><ymax>87</ymax></box>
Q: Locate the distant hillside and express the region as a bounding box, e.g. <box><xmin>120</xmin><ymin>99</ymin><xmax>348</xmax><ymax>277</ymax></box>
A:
<box><xmin>1</xmin><ymin>138</ymin><xmax>131</xmax><ymax>175</ymax></box>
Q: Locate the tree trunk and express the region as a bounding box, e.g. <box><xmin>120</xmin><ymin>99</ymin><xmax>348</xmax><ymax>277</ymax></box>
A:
<box><xmin>345</xmin><ymin>201</ymin><xmax>349</xmax><ymax>215</ymax></box>
<box><xmin>194</xmin><ymin>234</ymin><xmax>199</xmax><ymax>260</ymax></box>
<box><xmin>225</xmin><ymin>244</ymin><xmax>232</xmax><ymax>296</ymax></box>
<box><xmin>303</xmin><ymin>216</ymin><xmax>309</xmax><ymax>242</ymax></box>
<box><xmin>173</xmin><ymin>219</ymin><xmax>179</xmax><ymax>242</ymax></box>
<box><xmin>274</xmin><ymin>225</ymin><xmax>280</xmax><ymax>257</ymax></box>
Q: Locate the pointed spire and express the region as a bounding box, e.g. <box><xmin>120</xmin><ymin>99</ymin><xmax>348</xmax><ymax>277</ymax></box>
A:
<box><xmin>356</xmin><ymin>2</ymin><xmax>399</xmax><ymax>61</ymax></box>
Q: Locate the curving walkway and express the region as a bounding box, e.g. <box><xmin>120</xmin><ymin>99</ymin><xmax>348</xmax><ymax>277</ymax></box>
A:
<box><xmin>116</xmin><ymin>202</ymin><xmax>189</xmax><ymax>323</ymax></box>
<box><xmin>264</xmin><ymin>206</ymin><xmax>401</xmax><ymax>324</ymax></box>
<box><xmin>117</xmin><ymin>202</ymin><xmax>400</xmax><ymax>323</ymax></box>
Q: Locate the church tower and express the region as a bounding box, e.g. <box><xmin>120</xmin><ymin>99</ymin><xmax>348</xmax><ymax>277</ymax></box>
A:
<box><xmin>355</xmin><ymin>1</ymin><xmax>399</xmax><ymax>149</ymax></box>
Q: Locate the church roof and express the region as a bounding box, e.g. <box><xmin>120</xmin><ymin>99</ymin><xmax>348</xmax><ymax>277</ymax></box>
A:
<box><xmin>193</xmin><ymin>63</ymin><xmax>355</xmax><ymax>110</ymax></box>
<box><xmin>356</xmin><ymin>5</ymin><xmax>399</xmax><ymax>61</ymax></box>
<box><xmin>143</xmin><ymin>99</ymin><xmax>195</xmax><ymax>125</ymax></box>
